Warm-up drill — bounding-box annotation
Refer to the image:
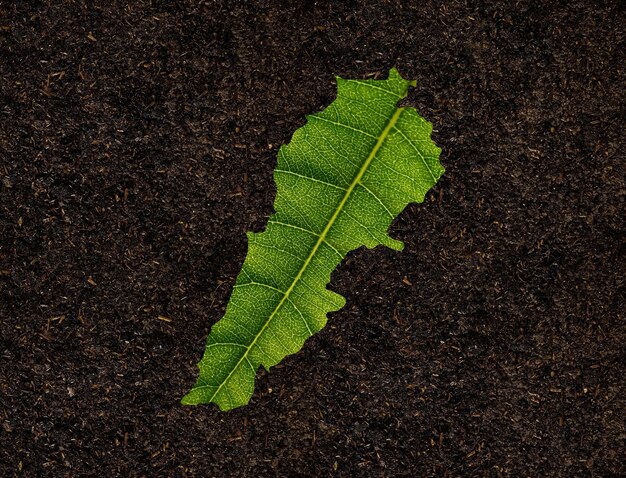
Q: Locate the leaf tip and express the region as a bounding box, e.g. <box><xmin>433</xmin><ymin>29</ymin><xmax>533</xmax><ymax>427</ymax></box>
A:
<box><xmin>180</xmin><ymin>391</ymin><xmax>197</xmax><ymax>406</ymax></box>
<box><xmin>388</xmin><ymin>238</ymin><xmax>405</xmax><ymax>251</ymax></box>
<box><xmin>388</xmin><ymin>67</ymin><xmax>416</xmax><ymax>89</ymax></box>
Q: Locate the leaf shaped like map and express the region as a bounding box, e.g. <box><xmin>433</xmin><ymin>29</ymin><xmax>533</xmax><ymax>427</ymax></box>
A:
<box><xmin>182</xmin><ymin>69</ymin><xmax>444</xmax><ymax>410</ymax></box>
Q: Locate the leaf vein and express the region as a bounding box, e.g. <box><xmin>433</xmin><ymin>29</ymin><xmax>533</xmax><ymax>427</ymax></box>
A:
<box><xmin>308</xmin><ymin>114</ymin><xmax>377</xmax><ymax>139</ymax></box>
<box><xmin>275</xmin><ymin>169</ymin><xmax>347</xmax><ymax>191</ymax></box>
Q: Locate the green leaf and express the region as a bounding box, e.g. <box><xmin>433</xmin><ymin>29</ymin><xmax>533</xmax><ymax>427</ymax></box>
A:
<box><xmin>182</xmin><ymin>68</ymin><xmax>444</xmax><ymax>410</ymax></box>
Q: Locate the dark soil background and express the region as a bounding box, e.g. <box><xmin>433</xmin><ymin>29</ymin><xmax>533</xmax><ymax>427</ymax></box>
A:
<box><xmin>1</xmin><ymin>1</ymin><xmax>624</xmax><ymax>476</ymax></box>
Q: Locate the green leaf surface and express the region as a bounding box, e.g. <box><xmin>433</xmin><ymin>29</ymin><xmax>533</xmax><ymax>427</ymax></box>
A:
<box><xmin>182</xmin><ymin>68</ymin><xmax>444</xmax><ymax>410</ymax></box>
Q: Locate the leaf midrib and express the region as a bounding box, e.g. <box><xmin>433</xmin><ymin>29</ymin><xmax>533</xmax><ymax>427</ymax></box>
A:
<box><xmin>203</xmin><ymin>107</ymin><xmax>406</xmax><ymax>404</ymax></box>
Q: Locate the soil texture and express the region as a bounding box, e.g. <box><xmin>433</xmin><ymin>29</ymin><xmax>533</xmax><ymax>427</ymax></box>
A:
<box><xmin>0</xmin><ymin>1</ymin><xmax>624</xmax><ymax>476</ymax></box>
